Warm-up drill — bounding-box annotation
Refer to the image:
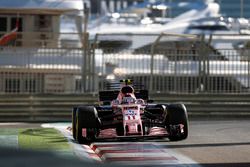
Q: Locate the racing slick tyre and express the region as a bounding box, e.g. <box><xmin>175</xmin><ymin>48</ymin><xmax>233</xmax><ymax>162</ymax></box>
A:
<box><xmin>116</xmin><ymin>123</ymin><xmax>124</xmax><ymax>136</ymax></box>
<box><xmin>165</xmin><ymin>103</ymin><xmax>188</xmax><ymax>141</ymax></box>
<box><xmin>72</xmin><ymin>107</ymin><xmax>77</xmax><ymax>140</ymax></box>
<box><xmin>75</xmin><ymin>106</ymin><xmax>100</xmax><ymax>144</ymax></box>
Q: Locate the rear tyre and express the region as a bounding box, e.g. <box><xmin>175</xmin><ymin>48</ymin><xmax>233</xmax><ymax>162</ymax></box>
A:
<box><xmin>165</xmin><ymin>104</ymin><xmax>188</xmax><ymax>141</ymax></box>
<box><xmin>72</xmin><ymin>107</ymin><xmax>77</xmax><ymax>140</ymax></box>
<box><xmin>75</xmin><ymin>106</ymin><xmax>100</xmax><ymax>144</ymax></box>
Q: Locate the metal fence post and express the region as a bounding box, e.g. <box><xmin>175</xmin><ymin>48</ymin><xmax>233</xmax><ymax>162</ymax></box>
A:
<box><xmin>93</xmin><ymin>34</ymin><xmax>99</xmax><ymax>93</ymax></box>
<box><xmin>81</xmin><ymin>3</ymin><xmax>89</xmax><ymax>93</ymax></box>
<box><xmin>205</xmin><ymin>35</ymin><xmax>210</xmax><ymax>93</ymax></box>
<box><xmin>174</xmin><ymin>47</ymin><xmax>177</xmax><ymax>93</ymax></box>
<box><xmin>90</xmin><ymin>44</ymin><xmax>95</xmax><ymax>92</ymax></box>
<box><xmin>149</xmin><ymin>43</ymin><xmax>154</xmax><ymax>92</ymax></box>
<box><xmin>150</xmin><ymin>33</ymin><xmax>163</xmax><ymax>92</ymax></box>
<box><xmin>198</xmin><ymin>35</ymin><xmax>205</xmax><ymax>93</ymax></box>
<box><xmin>248</xmin><ymin>50</ymin><xmax>250</xmax><ymax>91</ymax></box>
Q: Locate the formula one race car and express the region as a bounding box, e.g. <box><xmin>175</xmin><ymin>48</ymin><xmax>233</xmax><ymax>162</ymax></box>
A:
<box><xmin>72</xmin><ymin>79</ymin><xmax>188</xmax><ymax>143</ymax></box>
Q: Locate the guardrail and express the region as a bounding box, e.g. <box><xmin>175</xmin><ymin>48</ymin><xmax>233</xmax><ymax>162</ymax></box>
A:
<box><xmin>0</xmin><ymin>94</ymin><xmax>249</xmax><ymax>122</ymax></box>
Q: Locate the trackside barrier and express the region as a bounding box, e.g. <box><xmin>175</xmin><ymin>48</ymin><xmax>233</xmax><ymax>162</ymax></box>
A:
<box><xmin>93</xmin><ymin>33</ymin><xmax>250</xmax><ymax>94</ymax></box>
<box><xmin>0</xmin><ymin>34</ymin><xmax>249</xmax><ymax>94</ymax></box>
<box><xmin>0</xmin><ymin>94</ymin><xmax>250</xmax><ymax>122</ymax></box>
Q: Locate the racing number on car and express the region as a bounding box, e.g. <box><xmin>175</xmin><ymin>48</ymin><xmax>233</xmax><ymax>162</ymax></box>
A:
<box><xmin>125</xmin><ymin>110</ymin><xmax>136</xmax><ymax>116</ymax></box>
<box><xmin>125</xmin><ymin>110</ymin><xmax>138</xmax><ymax>120</ymax></box>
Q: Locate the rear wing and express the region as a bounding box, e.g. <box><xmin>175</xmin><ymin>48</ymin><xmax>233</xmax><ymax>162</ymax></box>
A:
<box><xmin>106</xmin><ymin>79</ymin><xmax>145</xmax><ymax>90</ymax></box>
<box><xmin>99</xmin><ymin>89</ymin><xmax>149</xmax><ymax>102</ymax></box>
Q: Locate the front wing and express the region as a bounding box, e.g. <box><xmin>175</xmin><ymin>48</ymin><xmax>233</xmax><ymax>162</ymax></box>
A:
<box><xmin>82</xmin><ymin>127</ymin><xmax>169</xmax><ymax>141</ymax></box>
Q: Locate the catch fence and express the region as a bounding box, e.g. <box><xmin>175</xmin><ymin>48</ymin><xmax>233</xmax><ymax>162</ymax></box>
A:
<box><xmin>0</xmin><ymin>34</ymin><xmax>249</xmax><ymax>94</ymax></box>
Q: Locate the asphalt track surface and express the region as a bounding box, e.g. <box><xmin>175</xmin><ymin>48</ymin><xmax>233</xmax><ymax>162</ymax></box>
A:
<box><xmin>160</xmin><ymin>120</ymin><xmax>250</xmax><ymax>167</ymax></box>
<box><xmin>1</xmin><ymin>119</ymin><xmax>250</xmax><ymax>167</ymax></box>
<box><xmin>89</xmin><ymin>119</ymin><xmax>250</xmax><ymax>166</ymax></box>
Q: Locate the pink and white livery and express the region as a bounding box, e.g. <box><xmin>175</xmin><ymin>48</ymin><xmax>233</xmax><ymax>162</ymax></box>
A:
<box><xmin>72</xmin><ymin>79</ymin><xmax>188</xmax><ymax>143</ymax></box>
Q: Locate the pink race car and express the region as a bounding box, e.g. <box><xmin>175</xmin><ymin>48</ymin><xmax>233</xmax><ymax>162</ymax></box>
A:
<box><xmin>72</xmin><ymin>79</ymin><xmax>188</xmax><ymax>143</ymax></box>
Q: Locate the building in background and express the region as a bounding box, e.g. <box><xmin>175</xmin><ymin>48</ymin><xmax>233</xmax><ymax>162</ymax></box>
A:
<box><xmin>0</xmin><ymin>0</ymin><xmax>84</xmax><ymax>93</ymax></box>
<box><xmin>0</xmin><ymin>0</ymin><xmax>82</xmax><ymax>47</ymax></box>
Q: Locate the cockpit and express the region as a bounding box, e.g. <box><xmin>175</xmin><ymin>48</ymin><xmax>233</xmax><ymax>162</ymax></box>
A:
<box><xmin>120</xmin><ymin>86</ymin><xmax>136</xmax><ymax>104</ymax></box>
<box><xmin>121</xmin><ymin>85</ymin><xmax>134</xmax><ymax>94</ymax></box>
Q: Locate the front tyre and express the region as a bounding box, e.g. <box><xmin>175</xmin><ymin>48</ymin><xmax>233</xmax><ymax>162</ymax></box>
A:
<box><xmin>165</xmin><ymin>104</ymin><xmax>188</xmax><ymax>141</ymax></box>
<box><xmin>75</xmin><ymin>106</ymin><xmax>100</xmax><ymax>144</ymax></box>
